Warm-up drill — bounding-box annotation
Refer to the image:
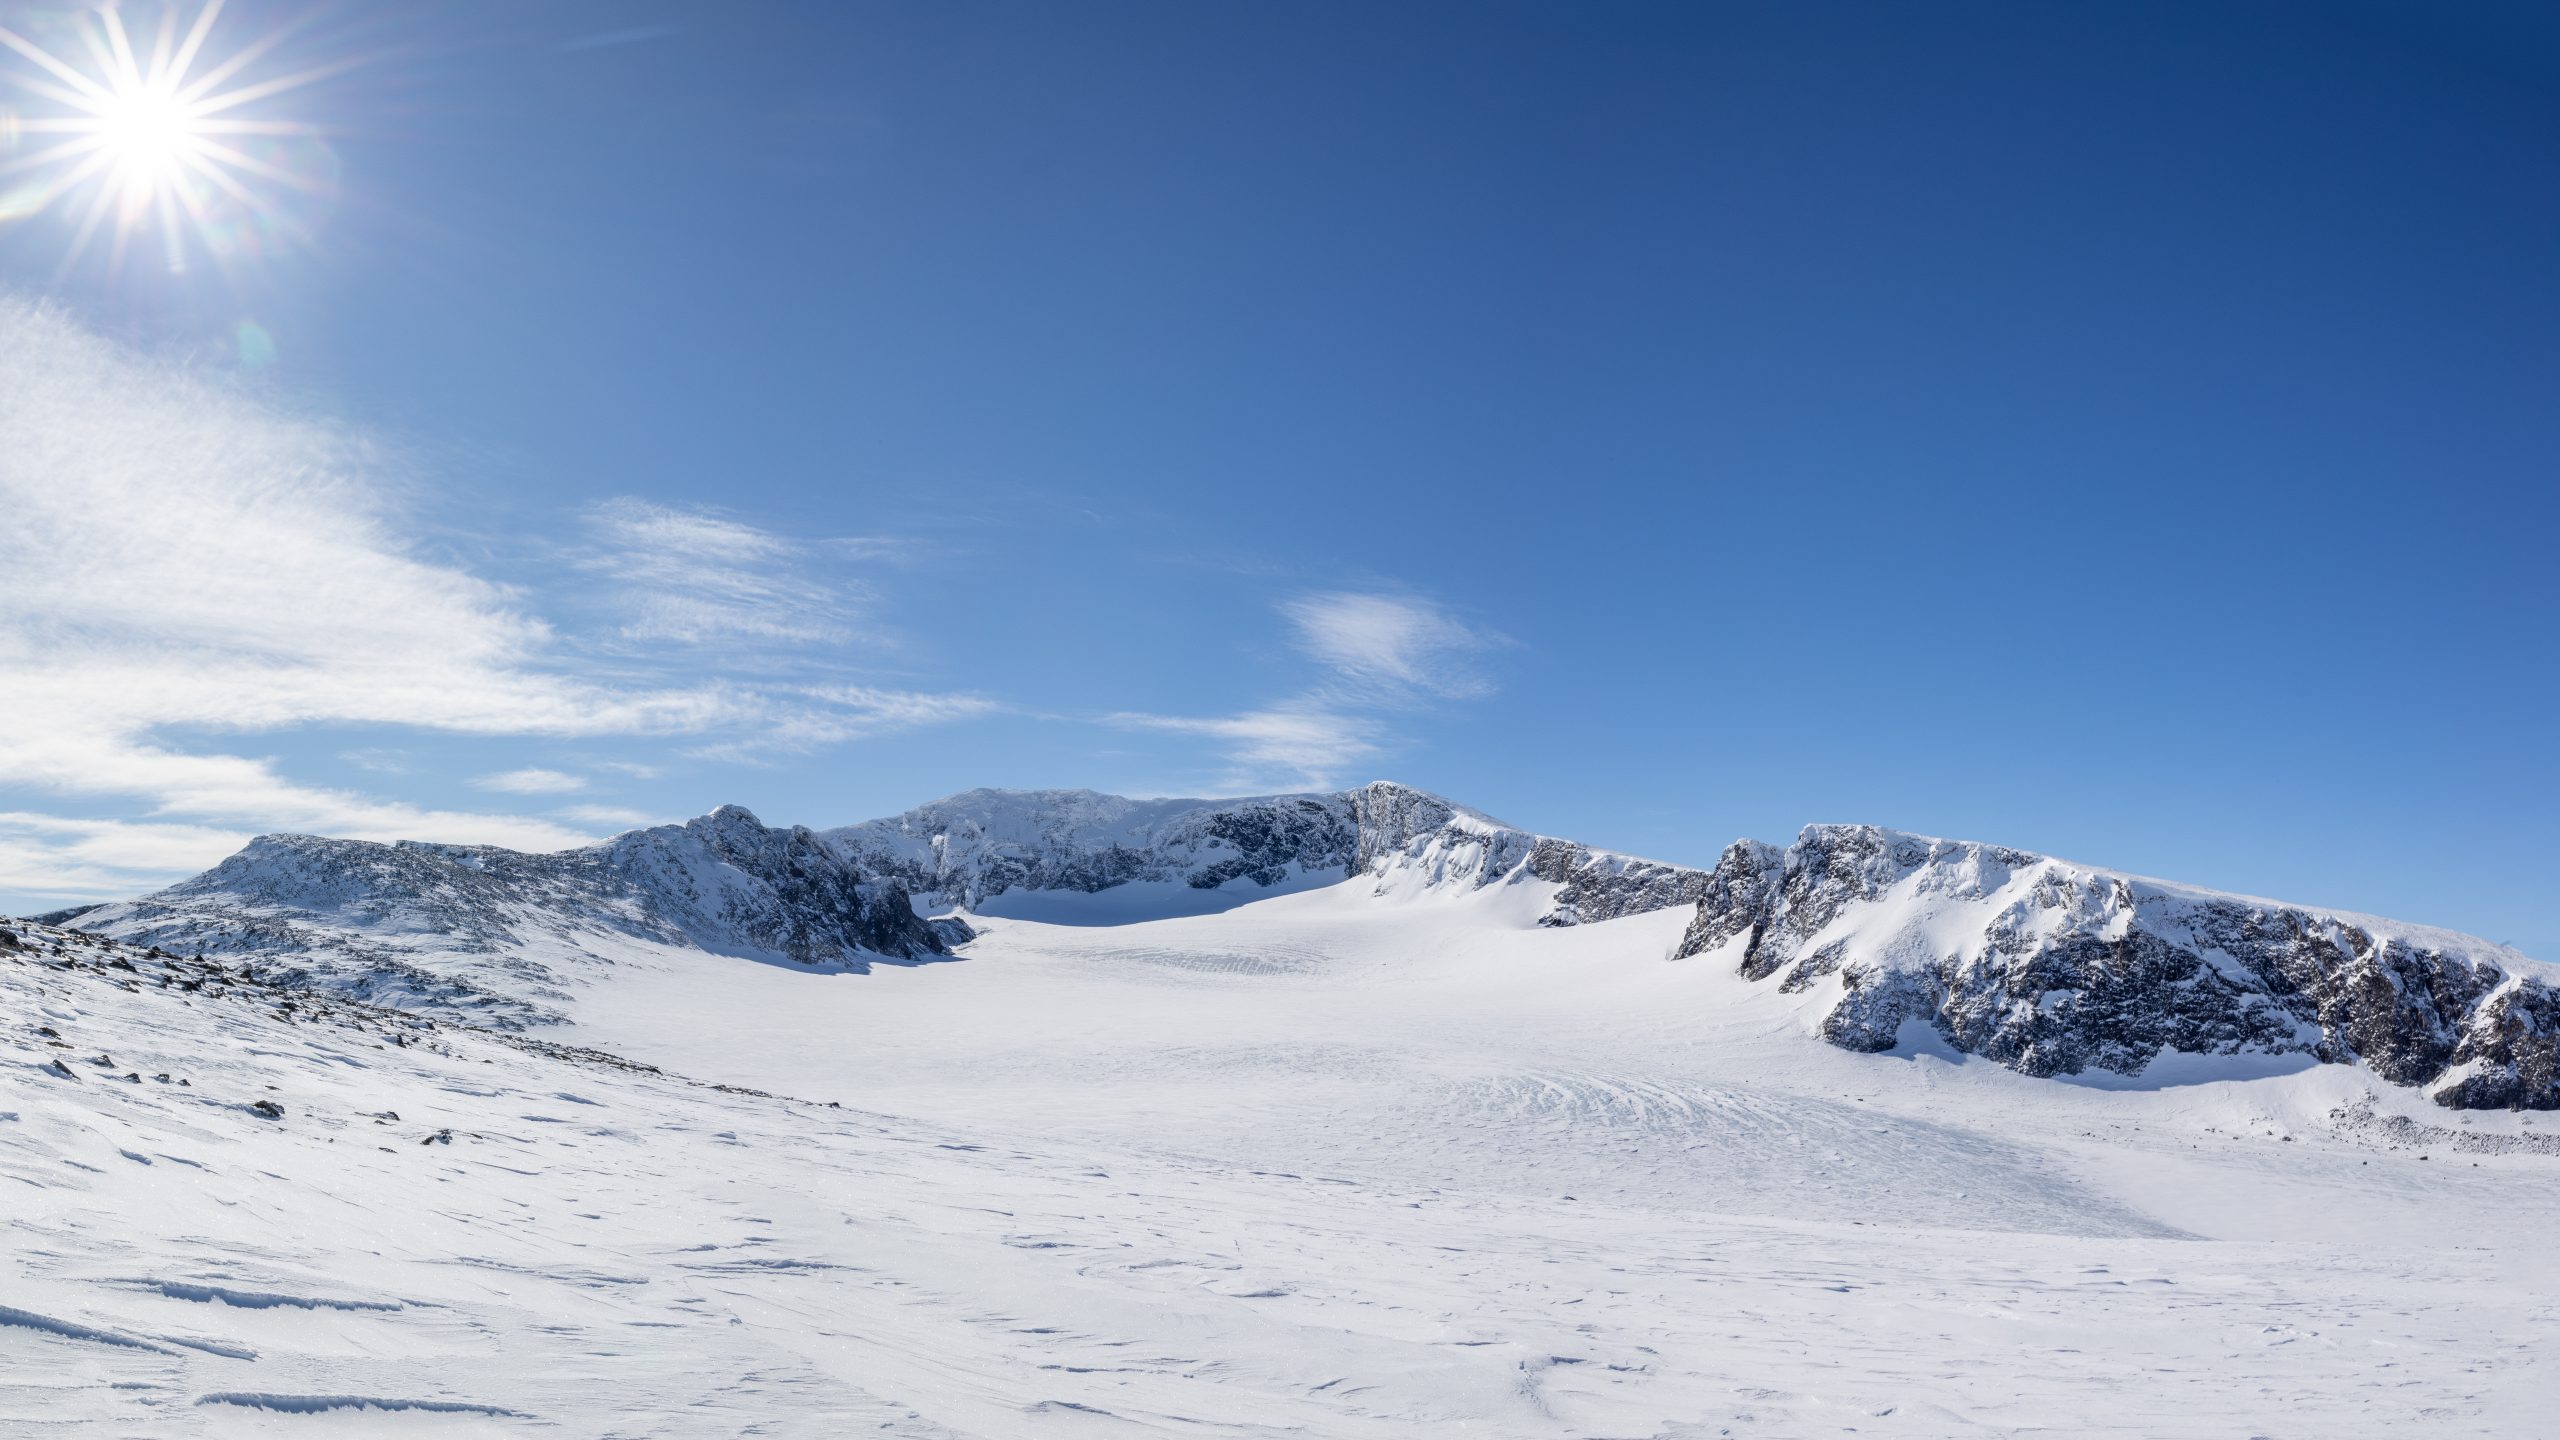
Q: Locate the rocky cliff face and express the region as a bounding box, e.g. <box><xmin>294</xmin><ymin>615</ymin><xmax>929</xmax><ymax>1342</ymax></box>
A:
<box><xmin>601</xmin><ymin>806</ymin><xmax>945</xmax><ymax>965</ymax></box>
<box><xmin>825</xmin><ymin>781</ymin><xmax>1711</xmax><ymax>925</ymax></box>
<box><xmin>1673</xmin><ymin>825</ymin><xmax>2558</xmax><ymax>1110</ymax></box>
<box><xmin>1345</xmin><ymin>784</ymin><xmax>1715</xmax><ymax>925</ymax></box>
<box><xmin>49</xmin><ymin>788</ymin><xmax>2549</xmax><ymax>1110</ymax></box>
<box><xmin>824</xmin><ymin>788</ymin><xmax>1367</xmax><ymax>907</ymax></box>
<box><xmin>65</xmin><ymin>783</ymin><xmax>1692</xmax><ymax>1023</ymax></box>
<box><xmin>68</xmin><ymin>806</ymin><xmax>944</xmax><ymax>1026</ymax></box>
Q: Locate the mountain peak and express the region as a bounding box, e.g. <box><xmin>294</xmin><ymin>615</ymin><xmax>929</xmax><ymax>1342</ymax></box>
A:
<box><xmin>53</xmin><ymin>784</ymin><xmax>2557</xmax><ymax>1110</ymax></box>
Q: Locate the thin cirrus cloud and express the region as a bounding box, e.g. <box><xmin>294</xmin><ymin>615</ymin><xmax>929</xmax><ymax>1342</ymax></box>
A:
<box><xmin>0</xmin><ymin>296</ymin><xmax>1494</xmax><ymax>899</ymax></box>
<box><xmin>1111</xmin><ymin>592</ymin><xmax>1503</xmax><ymax>790</ymax></box>
<box><xmin>1109</xmin><ymin>706</ymin><xmax>1384</xmax><ymax>789</ymax></box>
<box><xmin>471</xmin><ymin>768</ymin><xmax>588</xmax><ymax>795</ymax></box>
<box><xmin>0</xmin><ymin>297</ymin><xmax>992</xmax><ymax>901</ymax></box>
<box><xmin>1282</xmin><ymin>591</ymin><xmax>1501</xmax><ymax>699</ymax></box>
<box><xmin>340</xmin><ymin>748</ymin><xmax>414</xmax><ymax>775</ymax></box>
<box><xmin>577</xmin><ymin>498</ymin><xmax>875</xmax><ymax>650</ymax></box>
<box><xmin>0</xmin><ymin>814</ymin><xmax>256</xmax><ymax>900</ymax></box>
<box><xmin>554</xmin><ymin>804</ymin><xmax>659</xmax><ymax>830</ymax></box>
<box><xmin>687</xmin><ymin>685</ymin><xmax>1005</xmax><ymax>762</ymax></box>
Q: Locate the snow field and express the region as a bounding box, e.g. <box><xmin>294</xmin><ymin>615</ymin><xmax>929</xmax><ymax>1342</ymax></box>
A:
<box><xmin>4</xmin><ymin>885</ymin><xmax>2552</xmax><ymax>1436</ymax></box>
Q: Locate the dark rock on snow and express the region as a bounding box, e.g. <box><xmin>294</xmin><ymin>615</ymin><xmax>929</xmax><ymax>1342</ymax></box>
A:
<box><xmin>54</xmin><ymin>783</ymin><xmax>2554</xmax><ymax>1111</ymax></box>
<box><xmin>1673</xmin><ymin>824</ymin><xmax>2558</xmax><ymax>1110</ymax></box>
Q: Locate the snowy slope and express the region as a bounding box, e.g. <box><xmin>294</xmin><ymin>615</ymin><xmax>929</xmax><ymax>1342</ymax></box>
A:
<box><xmin>62</xmin><ymin>782</ymin><xmax>1710</xmax><ymax>1021</ymax></box>
<box><xmin>1674</xmin><ymin>824</ymin><xmax>2560</xmax><ymax>1108</ymax></box>
<box><xmin>6</xmin><ymin>901</ymin><xmax>2555</xmax><ymax>1437</ymax></box>
<box><xmin>66</xmin><ymin>806</ymin><xmax>946</xmax><ymax>1026</ymax></box>
<box><xmin>825</xmin><ymin>780</ymin><xmax>1714</xmax><ymax>925</ymax></box>
<box><xmin>53</xmin><ymin>784</ymin><xmax>2556</xmax><ymax>1108</ymax></box>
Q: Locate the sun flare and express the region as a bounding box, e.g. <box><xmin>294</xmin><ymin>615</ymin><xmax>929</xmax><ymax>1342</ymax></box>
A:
<box><xmin>97</xmin><ymin>82</ymin><xmax>201</xmax><ymax>187</ymax></box>
<box><xmin>0</xmin><ymin>0</ymin><xmax>351</xmax><ymax>278</ymax></box>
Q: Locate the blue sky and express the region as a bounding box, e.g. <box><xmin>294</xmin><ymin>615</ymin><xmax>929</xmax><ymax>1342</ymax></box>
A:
<box><xmin>0</xmin><ymin>1</ymin><xmax>2552</xmax><ymax>953</ymax></box>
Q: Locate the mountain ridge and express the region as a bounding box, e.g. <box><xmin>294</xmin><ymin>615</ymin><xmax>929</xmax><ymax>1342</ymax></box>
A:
<box><xmin>58</xmin><ymin>806</ymin><xmax>952</xmax><ymax>1026</ymax></box>
<box><xmin>36</xmin><ymin>783</ymin><xmax>2557</xmax><ymax>1108</ymax></box>
<box><xmin>821</xmin><ymin>780</ymin><xmax>1706</xmax><ymax>925</ymax></box>
<box><xmin>1677</xmin><ymin>823</ymin><xmax>2556</xmax><ymax>1109</ymax></box>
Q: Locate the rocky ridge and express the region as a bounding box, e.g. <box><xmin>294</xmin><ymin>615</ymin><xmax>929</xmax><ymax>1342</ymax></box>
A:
<box><xmin>62</xmin><ymin>806</ymin><xmax>946</xmax><ymax>1026</ymax></box>
<box><xmin>32</xmin><ymin>785</ymin><xmax>2553</xmax><ymax>1108</ymax></box>
<box><xmin>1674</xmin><ymin>824</ymin><xmax>2558</xmax><ymax>1109</ymax></box>
<box><xmin>825</xmin><ymin>780</ymin><xmax>1713</xmax><ymax>925</ymax></box>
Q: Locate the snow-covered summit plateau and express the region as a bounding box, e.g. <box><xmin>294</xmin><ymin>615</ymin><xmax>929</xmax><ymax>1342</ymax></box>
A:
<box><xmin>51</xmin><ymin>782</ymin><xmax>2558</xmax><ymax>1108</ymax></box>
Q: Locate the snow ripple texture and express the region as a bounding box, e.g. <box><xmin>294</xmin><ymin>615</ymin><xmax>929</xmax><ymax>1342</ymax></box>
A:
<box><xmin>4</xmin><ymin>884</ymin><xmax>2554</xmax><ymax>1435</ymax></box>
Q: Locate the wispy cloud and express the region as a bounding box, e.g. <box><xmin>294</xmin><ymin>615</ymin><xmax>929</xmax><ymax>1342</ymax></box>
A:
<box><xmin>1283</xmin><ymin>592</ymin><xmax>1501</xmax><ymax>699</ymax></box>
<box><xmin>1111</xmin><ymin>590</ymin><xmax>1501</xmax><ymax>790</ymax></box>
<box><xmin>472</xmin><ymin>767</ymin><xmax>586</xmax><ymax>795</ymax></box>
<box><xmin>0</xmin><ymin>814</ymin><xmax>255</xmax><ymax>899</ymax></box>
<box><xmin>555</xmin><ymin>804</ymin><xmax>658</xmax><ymax>830</ymax></box>
<box><xmin>804</xmin><ymin>686</ymin><xmax>1005</xmax><ymax>732</ymax></box>
<box><xmin>0</xmin><ymin>298</ymin><xmax>992</xmax><ymax>901</ymax></box>
<box><xmin>579</xmin><ymin>498</ymin><xmax>867</xmax><ymax>648</ymax></box>
<box><xmin>690</xmin><ymin>686</ymin><xmax>1005</xmax><ymax>761</ymax></box>
<box><xmin>0</xmin><ymin>300</ymin><xmax>1469</xmax><ymax>899</ymax></box>
<box><xmin>1109</xmin><ymin>706</ymin><xmax>1381</xmax><ymax>790</ymax></box>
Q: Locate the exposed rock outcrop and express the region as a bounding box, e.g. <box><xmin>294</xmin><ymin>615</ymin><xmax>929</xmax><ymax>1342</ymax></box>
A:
<box><xmin>826</xmin><ymin>788</ymin><xmax>1366</xmax><ymax>906</ymax></box>
<box><xmin>71</xmin><ymin>807</ymin><xmax>944</xmax><ymax>1026</ymax></box>
<box><xmin>57</xmin><ymin>787</ymin><xmax>2549</xmax><ymax>1111</ymax></box>
<box><xmin>1672</xmin><ymin>825</ymin><xmax>2557</xmax><ymax>1110</ymax></box>
<box><xmin>826</xmin><ymin>781</ymin><xmax>1712</xmax><ymax>926</ymax></box>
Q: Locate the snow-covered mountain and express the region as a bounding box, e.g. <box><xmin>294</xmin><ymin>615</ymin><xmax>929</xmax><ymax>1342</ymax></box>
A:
<box><xmin>39</xmin><ymin>783</ymin><xmax>2556</xmax><ymax>1107</ymax></box>
<box><xmin>61</xmin><ymin>805</ymin><xmax>947</xmax><ymax>1026</ymax></box>
<box><xmin>825</xmin><ymin>780</ymin><xmax>1712</xmax><ymax>925</ymax></box>
<box><xmin>1677</xmin><ymin>824</ymin><xmax>2559</xmax><ymax>1109</ymax></box>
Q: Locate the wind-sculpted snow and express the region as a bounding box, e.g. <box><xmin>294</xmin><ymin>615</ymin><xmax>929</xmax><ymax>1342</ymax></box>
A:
<box><xmin>7</xmin><ymin>881</ymin><xmax>2557</xmax><ymax>1434</ymax></box>
<box><xmin>1674</xmin><ymin>824</ymin><xmax>2559</xmax><ymax>1109</ymax></box>
<box><xmin>67</xmin><ymin>806</ymin><xmax>943</xmax><ymax>1025</ymax></box>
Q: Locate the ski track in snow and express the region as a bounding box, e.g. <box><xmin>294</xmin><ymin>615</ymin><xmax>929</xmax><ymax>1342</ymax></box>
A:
<box><xmin>3</xmin><ymin>885</ymin><xmax>2554</xmax><ymax>1437</ymax></box>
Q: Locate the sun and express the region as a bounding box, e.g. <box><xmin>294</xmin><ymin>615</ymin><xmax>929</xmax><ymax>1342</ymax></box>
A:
<box><xmin>96</xmin><ymin>81</ymin><xmax>201</xmax><ymax>190</ymax></box>
<box><xmin>0</xmin><ymin>1</ymin><xmax>354</xmax><ymax>279</ymax></box>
